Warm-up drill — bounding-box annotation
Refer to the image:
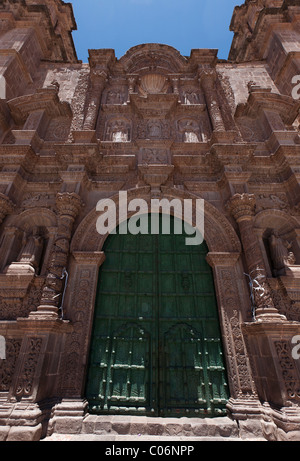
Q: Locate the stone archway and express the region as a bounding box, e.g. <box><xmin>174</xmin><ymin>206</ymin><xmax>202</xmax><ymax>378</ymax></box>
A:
<box><xmin>55</xmin><ymin>187</ymin><xmax>261</xmax><ymax>426</ymax></box>
<box><xmin>85</xmin><ymin>214</ymin><xmax>230</xmax><ymax>418</ymax></box>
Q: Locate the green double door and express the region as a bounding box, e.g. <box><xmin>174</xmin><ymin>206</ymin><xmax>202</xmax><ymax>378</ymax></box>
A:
<box><xmin>86</xmin><ymin>215</ymin><xmax>229</xmax><ymax>417</ymax></box>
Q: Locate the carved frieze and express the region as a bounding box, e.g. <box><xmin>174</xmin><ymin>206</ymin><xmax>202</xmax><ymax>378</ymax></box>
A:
<box><xmin>275</xmin><ymin>341</ymin><xmax>300</xmax><ymax>405</ymax></box>
<box><xmin>0</xmin><ymin>339</ymin><xmax>21</xmax><ymax>392</ymax></box>
<box><xmin>15</xmin><ymin>336</ymin><xmax>43</xmax><ymax>398</ymax></box>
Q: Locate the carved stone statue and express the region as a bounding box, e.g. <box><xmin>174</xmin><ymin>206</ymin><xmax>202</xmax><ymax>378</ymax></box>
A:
<box><xmin>147</xmin><ymin>120</ymin><xmax>162</xmax><ymax>138</ymax></box>
<box><xmin>107</xmin><ymin>120</ymin><xmax>130</xmax><ymax>142</ymax></box>
<box><xmin>18</xmin><ymin>227</ymin><xmax>44</xmax><ymax>272</ymax></box>
<box><xmin>183</xmin><ymin>91</ymin><xmax>199</xmax><ymax>105</ymax></box>
<box><xmin>181</xmin><ymin>120</ymin><xmax>201</xmax><ymax>143</ymax></box>
<box><xmin>106</xmin><ymin>90</ymin><xmax>123</xmax><ymax>105</ymax></box>
<box><xmin>269</xmin><ymin>230</ymin><xmax>296</xmax><ymax>276</ymax></box>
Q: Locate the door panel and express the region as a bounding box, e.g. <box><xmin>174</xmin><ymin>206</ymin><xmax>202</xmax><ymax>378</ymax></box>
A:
<box><xmin>86</xmin><ymin>215</ymin><xmax>229</xmax><ymax>417</ymax></box>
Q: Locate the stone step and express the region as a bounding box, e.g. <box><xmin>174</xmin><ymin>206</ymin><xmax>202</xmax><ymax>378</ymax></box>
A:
<box><xmin>43</xmin><ymin>434</ymin><xmax>253</xmax><ymax>441</ymax></box>
<box><xmin>44</xmin><ymin>415</ymin><xmax>266</xmax><ymax>441</ymax></box>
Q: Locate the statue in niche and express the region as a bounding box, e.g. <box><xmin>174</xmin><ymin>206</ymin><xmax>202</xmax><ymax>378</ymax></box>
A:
<box><xmin>18</xmin><ymin>227</ymin><xmax>44</xmax><ymax>273</ymax></box>
<box><xmin>106</xmin><ymin>90</ymin><xmax>124</xmax><ymax>105</ymax></box>
<box><xmin>269</xmin><ymin>230</ymin><xmax>296</xmax><ymax>276</ymax></box>
<box><xmin>179</xmin><ymin>119</ymin><xmax>201</xmax><ymax>143</ymax></box>
<box><xmin>183</xmin><ymin>91</ymin><xmax>199</xmax><ymax>105</ymax></box>
<box><xmin>106</xmin><ymin>119</ymin><xmax>130</xmax><ymax>142</ymax></box>
<box><xmin>147</xmin><ymin>120</ymin><xmax>162</xmax><ymax>138</ymax></box>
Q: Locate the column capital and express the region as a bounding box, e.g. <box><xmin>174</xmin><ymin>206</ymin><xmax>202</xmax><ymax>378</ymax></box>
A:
<box><xmin>56</xmin><ymin>192</ymin><xmax>84</xmax><ymax>220</ymax></box>
<box><xmin>226</xmin><ymin>193</ymin><xmax>256</xmax><ymax>223</ymax></box>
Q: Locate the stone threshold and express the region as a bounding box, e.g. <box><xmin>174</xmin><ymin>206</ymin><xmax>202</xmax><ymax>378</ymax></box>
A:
<box><xmin>44</xmin><ymin>414</ymin><xmax>266</xmax><ymax>441</ymax></box>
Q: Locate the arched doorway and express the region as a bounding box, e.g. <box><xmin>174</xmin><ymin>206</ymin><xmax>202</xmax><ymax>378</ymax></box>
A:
<box><xmin>85</xmin><ymin>215</ymin><xmax>229</xmax><ymax>417</ymax></box>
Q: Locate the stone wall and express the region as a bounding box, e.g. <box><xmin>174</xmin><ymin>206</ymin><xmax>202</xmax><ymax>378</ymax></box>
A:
<box><xmin>0</xmin><ymin>0</ymin><xmax>300</xmax><ymax>441</ymax></box>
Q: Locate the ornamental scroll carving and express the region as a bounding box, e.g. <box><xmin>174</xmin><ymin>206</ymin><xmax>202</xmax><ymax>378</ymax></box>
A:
<box><xmin>15</xmin><ymin>337</ymin><xmax>43</xmax><ymax>398</ymax></box>
<box><xmin>0</xmin><ymin>279</ymin><xmax>43</xmax><ymax>320</ymax></box>
<box><xmin>59</xmin><ymin>264</ymin><xmax>99</xmax><ymax>396</ymax></box>
<box><xmin>0</xmin><ymin>339</ymin><xmax>21</xmax><ymax>392</ymax></box>
<box><xmin>275</xmin><ymin>341</ymin><xmax>300</xmax><ymax>405</ymax></box>
<box><xmin>220</xmin><ymin>269</ymin><xmax>254</xmax><ymax>395</ymax></box>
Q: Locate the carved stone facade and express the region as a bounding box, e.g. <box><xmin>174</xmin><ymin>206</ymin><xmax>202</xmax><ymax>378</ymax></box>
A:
<box><xmin>0</xmin><ymin>0</ymin><xmax>300</xmax><ymax>441</ymax></box>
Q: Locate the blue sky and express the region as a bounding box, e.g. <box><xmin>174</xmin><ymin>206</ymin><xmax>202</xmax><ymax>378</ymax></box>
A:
<box><xmin>71</xmin><ymin>0</ymin><xmax>244</xmax><ymax>62</ymax></box>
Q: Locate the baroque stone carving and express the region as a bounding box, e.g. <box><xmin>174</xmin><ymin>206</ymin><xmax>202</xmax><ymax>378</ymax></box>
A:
<box><xmin>268</xmin><ymin>230</ymin><xmax>296</xmax><ymax>276</ymax></box>
<box><xmin>177</xmin><ymin>118</ymin><xmax>201</xmax><ymax>143</ymax></box>
<box><xmin>227</xmin><ymin>194</ymin><xmax>284</xmax><ymax>320</ymax></box>
<box><xmin>36</xmin><ymin>193</ymin><xmax>83</xmax><ymax>318</ymax></box>
<box><xmin>0</xmin><ymin>339</ymin><xmax>21</xmax><ymax>392</ymax></box>
<box><xmin>105</xmin><ymin>118</ymin><xmax>131</xmax><ymax>142</ymax></box>
<box><xmin>275</xmin><ymin>341</ymin><xmax>300</xmax><ymax>405</ymax></box>
<box><xmin>15</xmin><ymin>337</ymin><xmax>43</xmax><ymax>398</ymax></box>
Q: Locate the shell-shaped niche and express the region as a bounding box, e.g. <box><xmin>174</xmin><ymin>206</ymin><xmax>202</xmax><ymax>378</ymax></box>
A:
<box><xmin>140</xmin><ymin>74</ymin><xmax>168</xmax><ymax>95</ymax></box>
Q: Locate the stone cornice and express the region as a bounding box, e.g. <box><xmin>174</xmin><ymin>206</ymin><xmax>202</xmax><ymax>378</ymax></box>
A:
<box><xmin>8</xmin><ymin>88</ymin><xmax>72</xmax><ymax>125</ymax></box>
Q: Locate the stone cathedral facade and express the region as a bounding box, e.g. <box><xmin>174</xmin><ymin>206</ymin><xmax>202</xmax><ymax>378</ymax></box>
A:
<box><xmin>0</xmin><ymin>0</ymin><xmax>300</xmax><ymax>441</ymax></box>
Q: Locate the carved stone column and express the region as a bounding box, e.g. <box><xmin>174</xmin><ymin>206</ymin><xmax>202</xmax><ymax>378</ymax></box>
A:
<box><xmin>82</xmin><ymin>70</ymin><xmax>107</xmax><ymax>131</ymax></box>
<box><xmin>0</xmin><ymin>193</ymin><xmax>14</xmax><ymax>225</ymax></box>
<box><xmin>227</xmin><ymin>193</ymin><xmax>286</xmax><ymax>321</ymax></box>
<box><xmin>199</xmin><ymin>70</ymin><xmax>225</xmax><ymax>132</ymax></box>
<box><xmin>31</xmin><ymin>192</ymin><xmax>83</xmax><ymax>320</ymax></box>
<box><xmin>48</xmin><ymin>251</ymin><xmax>105</xmax><ymax>436</ymax></box>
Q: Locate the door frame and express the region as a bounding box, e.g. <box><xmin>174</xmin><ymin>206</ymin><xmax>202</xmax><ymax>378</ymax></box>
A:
<box><xmin>84</xmin><ymin>217</ymin><xmax>230</xmax><ymax>417</ymax></box>
<box><xmin>57</xmin><ymin>187</ymin><xmax>259</xmax><ymax>415</ymax></box>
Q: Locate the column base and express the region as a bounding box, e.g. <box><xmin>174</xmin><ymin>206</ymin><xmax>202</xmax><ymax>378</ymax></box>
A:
<box><xmin>255</xmin><ymin>307</ymin><xmax>287</xmax><ymax>322</ymax></box>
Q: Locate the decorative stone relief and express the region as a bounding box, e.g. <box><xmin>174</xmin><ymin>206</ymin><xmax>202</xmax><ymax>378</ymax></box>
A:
<box><xmin>105</xmin><ymin>88</ymin><xmax>127</xmax><ymax>105</ymax></box>
<box><xmin>177</xmin><ymin>118</ymin><xmax>201</xmax><ymax>143</ymax></box>
<box><xmin>256</xmin><ymin>193</ymin><xmax>290</xmax><ymax>212</ymax></box>
<box><xmin>139</xmin><ymin>148</ymin><xmax>170</xmax><ymax>165</ymax></box>
<box><xmin>105</xmin><ymin>118</ymin><xmax>131</xmax><ymax>142</ymax></box>
<box><xmin>219</xmin><ymin>268</ymin><xmax>254</xmax><ymax>394</ymax></box>
<box><xmin>0</xmin><ymin>339</ymin><xmax>21</xmax><ymax>392</ymax></box>
<box><xmin>268</xmin><ymin>230</ymin><xmax>296</xmax><ymax>276</ymax></box>
<box><xmin>15</xmin><ymin>337</ymin><xmax>43</xmax><ymax>398</ymax></box>
<box><xmin>139</xmin><ymin>74</ymin><xmax>169</xmax><ymax>96</ymax></box>
<box><xmin>45</xmin><ymin>117</ymin><xmax>71</xmax><ymax>142</ymax></box>
<box><xmin>275</xmin><ymin>340</ymin><xmax>300</xmax><ymax>405</ymax></box>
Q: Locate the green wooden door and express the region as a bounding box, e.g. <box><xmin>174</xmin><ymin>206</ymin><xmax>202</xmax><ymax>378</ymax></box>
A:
<box><xmin>85</xmin><ymin>215</ymin><xmax>229</xmax><ymax>417</ymax></box>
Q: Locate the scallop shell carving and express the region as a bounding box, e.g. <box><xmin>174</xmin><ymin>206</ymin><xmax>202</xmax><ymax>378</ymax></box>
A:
<box><xmin>140</xmin><ymin>74</ymin><xmax>168</xmax><ymax>94</ymax></box>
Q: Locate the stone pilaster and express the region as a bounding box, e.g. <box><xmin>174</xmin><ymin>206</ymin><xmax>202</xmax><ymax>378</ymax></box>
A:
<box><xmin>82</xmin><ymin>69</ymin><xmax>107</xmax><ymax>131</ymax></box>
<box><xmin>227</xmin><ymin>193</ymin><xmax>285</xmax><ymax>321</ymax></box>
<box><xmin>31</xmin><ymin>192</ymin><xmax>83</xmax><ymax>320</ymax></box>
<box><xmin>199</xmin><ymin>69</ymin><xmax>225</xmax><ymax>132</ymax></box>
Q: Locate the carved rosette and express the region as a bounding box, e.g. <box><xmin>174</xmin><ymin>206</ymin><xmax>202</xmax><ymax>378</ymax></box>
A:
<box><xmin>227</xmin><ymin>193</ymin><xmax>285</xmax><ymax>320</ymax></box>
<box><xmin>35</xmin><ymin>193</ymin><xmax>83</xmax><ymax>318</ymax></box>
<box><xmin>0</xmin><ymin>193</ymin><xmax>14</xmax><ymax>224</ymax></box>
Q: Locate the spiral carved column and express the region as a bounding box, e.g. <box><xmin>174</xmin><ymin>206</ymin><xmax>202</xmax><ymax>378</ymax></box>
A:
<box><xmin>227</xmin><ymin>193</ymin><xmax>286</xmax><ymax>321</ymax></box>
<box><xmin>32</xmin><ymin>192</ymin><xmax>83</xmax><ymax>320</ymax></box>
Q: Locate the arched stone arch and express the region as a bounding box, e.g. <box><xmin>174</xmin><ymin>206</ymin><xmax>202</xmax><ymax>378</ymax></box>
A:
<box><xmin>59</xmin><ymin>187</ymin><xmax>261</xmax><ymax>416</ymax></box>
<box><xmin>254</xmin><ymin>209</ymin><xmax>300</xmax><ymax>276</ymax></box>
<box><xmin>8</xmin><ymin>207</ymin><xmax>57</xmax><ymax>230</ymax></box>
<box><xmin>71</xmin><ymin>187</ymin><xmax>241</xmax><ymax>254</ymax></box>
<box><xmin>1</xmin><ymin>207</ymin><xmax>57</xmax><ymax>276</ymax></box>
